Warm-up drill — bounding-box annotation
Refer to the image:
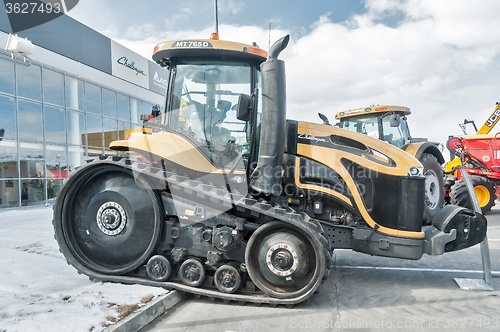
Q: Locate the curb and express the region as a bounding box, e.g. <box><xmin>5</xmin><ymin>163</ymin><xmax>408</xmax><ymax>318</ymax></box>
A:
<box><xmin>104</xmin><ymin>290</ymin><xmax>185</xmax><ymax>332</ymax></box>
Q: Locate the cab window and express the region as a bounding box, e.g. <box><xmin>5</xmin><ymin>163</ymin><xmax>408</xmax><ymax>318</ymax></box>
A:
<box><xmin>170</xmin><ymin>60</ymin><xmax>252</xmax><ymax>167</ymax></box>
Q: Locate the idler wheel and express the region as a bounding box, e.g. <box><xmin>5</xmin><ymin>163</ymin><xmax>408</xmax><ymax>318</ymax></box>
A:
<box><xmin>245</xmin><ymin>221</ymin><xmax>324</xmax><ymax>299</ymax></box>
<box><xmin>54</xmin><ymin>162</ymin><xmax>162</xmax><ymax>275</ymax></box>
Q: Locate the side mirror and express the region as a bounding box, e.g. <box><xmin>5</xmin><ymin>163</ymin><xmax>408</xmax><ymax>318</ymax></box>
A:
<box><xmin>236</xmin><ymin>94</ymin><xmax>252</xmax><ymax>121</ymax></box>
<box><xmin>390</xmin><ymin>114</ymin><xmax>401</xmax><ymax>127</ymax></box>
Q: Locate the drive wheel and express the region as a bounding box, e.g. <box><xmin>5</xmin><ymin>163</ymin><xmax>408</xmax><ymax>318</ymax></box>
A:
<box><xmin>450</xmin><ymin>175</ymin><xmax>496</xmax><ymax>214</ymax></box>
<box><xmin>55</xmin><ymin>162</ymin><xmax>162</xmax><ymax>275</ymax></box>
<box><xmin>420</xmin><ymin>153</ymin><xmax>445</xmax><ymax>225</ymax></box>
<box><xmin>245</xmin><ymin>221</ymin><xmax>324</xmax><ymax>299</ymax></box>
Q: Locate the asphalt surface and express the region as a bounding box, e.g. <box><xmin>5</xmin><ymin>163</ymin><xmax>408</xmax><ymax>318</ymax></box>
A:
<box><xmin>142</xmin><ymin>207</ymin><xmax>500</xmax><ymax>332</ymax></box>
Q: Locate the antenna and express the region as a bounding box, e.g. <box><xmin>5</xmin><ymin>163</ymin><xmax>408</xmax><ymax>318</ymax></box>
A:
<box><xmin>214</xmin><ymin>0</ymin><xmax>219</xmax><ymax>35</ymax></box>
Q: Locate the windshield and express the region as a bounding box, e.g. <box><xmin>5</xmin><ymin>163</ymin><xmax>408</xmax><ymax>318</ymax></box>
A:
<box><xmin>169</xmin><ymin>60</ymin><xmax>252</xmax><ymax>167</ymax></box>
<box><xmin>339</xmin><ymin>114</ymin><xmax>410</xmax><ymax>148</ymax></box>
<box><xmin>339</xmin><ymin>115</ymin><xmax>379</xmax><ymax>139</ymax></box>
<box><xmin>381</xmin><ymin>115</ymin><xmax>410</xmax><ymax>148</ymax></box>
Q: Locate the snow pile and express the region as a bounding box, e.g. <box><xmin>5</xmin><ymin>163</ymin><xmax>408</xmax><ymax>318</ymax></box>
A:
<box><xmin>0</xmin><ymin>206</ymin><xmax>167</xmax><ymax>332</ymax></box>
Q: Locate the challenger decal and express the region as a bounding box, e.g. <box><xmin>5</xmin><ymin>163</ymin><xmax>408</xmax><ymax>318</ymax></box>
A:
<box><xmin>297</xmin><ymin>133</ymin><xmax>332</xmax><ymax>148</ymax></box>
<box><xmin>298</xmin><ymin>133</ymin><xmax>328</xmax><ymax>143</ymax></box>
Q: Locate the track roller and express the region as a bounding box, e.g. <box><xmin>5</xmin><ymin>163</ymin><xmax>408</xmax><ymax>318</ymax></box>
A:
<box><xmin>214</xmin><ymin>265</ymin><xmax>242</xmax><ymax>294</ymax></box>
<box><xmin>146</xmin><ymin>255</ymin><xmax>172</xmax><ymax>282</ymax></box>
<box><xmin>179</xmin><ymin>258</ymin><xmax>206</xmax><ymax>287</ymax></box>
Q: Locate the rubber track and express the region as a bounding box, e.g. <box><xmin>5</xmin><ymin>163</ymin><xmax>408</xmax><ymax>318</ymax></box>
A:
<box><xmin>54</xmin><ymin>156</ymin><xmax>332</xmax><ymax>306</ymax></box>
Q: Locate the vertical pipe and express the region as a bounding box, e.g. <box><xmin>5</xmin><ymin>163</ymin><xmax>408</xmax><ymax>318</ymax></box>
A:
<box><xmin>214</xmin><ymin>0</ymin><xmax>219</xmax><ymax>35</ymax></box>
<box><xmin>459</xmin><ymin>165</ymin><xmax>492</xmax><ymax>285</ymax></box>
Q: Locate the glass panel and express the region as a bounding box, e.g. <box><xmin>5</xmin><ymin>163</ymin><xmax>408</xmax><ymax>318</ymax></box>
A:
<box><xmin>23</xmin><ymin>179</ymin><xmax>45</xmax><ymax>205</ymax></box>
<box><xmin>17</xmin><ymin>63</ymin><xmax>42</xmax><ymax>101</ymax></box>
<box><xmin>143</xmin><ymin>101</ymin><xmax>153</xmax><ymax>114</ymax></box>
<box><xmin>170</xmin><ymin>60</ymin><xmax>251</xmax><ymax>167</ymax></box>
<box><xmin>118</xmin><ymin>121</ymin><xmax>126</xmax><ymax>140</ymax></box>
<box><xmin>18</xmin><ymin>100</ymin><xmax>43</xmax><ymax>141</ymax></box>
<box><xmin>0</xmin><ymin>57</ymin><xmax>15</xmax><ymax>95</ymax></box>
<box><xmin>65</xmin><ymin>76</ymin><xmax>84</xmax><ymax>110</ymax></box>
<box><xmin>67</xmin><ymin>109</ymin><xmax>86</xmax><ymax>146</ymax></box>
<box><xmin>68</xmin><ymin>146</ymin><xmax>84</xmax><ymax>175</ymax></box>
<box><xmin>85</xmin><ymin>82</ymin><xmax>101</xmax><ymax>115</ymax></box>
<box><xmin>0</xmin><ymin>139</ymin><xmax>18</xmax><ymax>178</ymax></box>
<box><xmin>20</xmin><ymin>142</ymin><xmax>43</xmax><ymax>159</ymax></box>
<box><xmin>103</xmin><ymin>118</ymin><xmax>118</xmax><ymax>149</ymax></box>
<box><xmin>45</xmin><ymin>105</ymin><xmax>66</xmax><ymax>144</ymax></box>
<box><xmin>86</xmin><ymin>114</ymin><xmax>103</xmax><ymax>148</ymax></box>
<box><xmin>46</xmin><ymin>145</ymin><xmax>67</xmax><ymax>179</ymax></box>
<box><xmin>117</xmin><ymin>94</ymin><xmax>130</xmax><ymax>121</ymax></box>
<box><xmin>339</xmin><ymin>115</ymin><xmax>380</xmax><ymax>138</ymax></box>
<box><xmin>0</xmin><ymin>179</ymin><xmax>18</xmax><ymax>207</ymax></box>
<box><xmin>0</xmin><ymin>94</ymin><xmax>16</xmax><ymax>139</ymax></box>
<box><xmin>43</xmin><ymin>69</ymin><xmax>64</xmax><ymax>106</ymax></box>
<box><xmin>47</xmin><ymin>179</ymin><xmax>61</xmax><ymax>201</ymax></box>
<box><xmin>20</xmin><ymin>142</ymin><xmax>44</xmax><ymax>179</ymax></box>
<box><xmin>381</xmin><ymin>116</ymin><xmax>411</xmax><ymax>148</ymax></box>
<box><xmin>130</xmin><ymin>98</ymin><xmax>141</xmax><ymax>124</ymax></box>
<box><xmin>86</xmin><ymin>146</ymin><xmax>103</xmax><ymax>158</ymax></box>
<box><xmin>20</xmin><ymin>160</ymin><xmax>45</xmax><ymax>178</ymax></box>
<box><xmin>102</xmin><ymin>89</ymin><xmax>117</xmax><ymax>118</ymax></box>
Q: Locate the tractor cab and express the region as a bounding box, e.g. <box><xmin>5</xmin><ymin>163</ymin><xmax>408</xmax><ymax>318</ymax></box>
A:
<box><xmin>150</xmin><ymin>38</ymin><xmax>268</xmax><ymax>168</ymax></box>
<box><xmin>335</xmin><ymin>105</ymin><xmax>411</xmax><ymax>148</ymax></box>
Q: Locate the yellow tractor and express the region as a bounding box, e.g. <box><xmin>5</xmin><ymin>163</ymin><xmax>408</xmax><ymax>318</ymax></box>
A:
<box><xmin>334</xmin><ymin>106</ymin><xmax>446</xmax><ymax>224</ymax></box>
<box><xmin>53</xmin><ymin>35</ymin><xmax>486</xmax><ymax>306</ymax></box>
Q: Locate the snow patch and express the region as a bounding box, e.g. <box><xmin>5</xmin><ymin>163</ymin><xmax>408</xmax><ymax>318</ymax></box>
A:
<box><xmin>0</xmin><ymin>206</ymin><xmax>167</xmax><ymax>332</ymax></box>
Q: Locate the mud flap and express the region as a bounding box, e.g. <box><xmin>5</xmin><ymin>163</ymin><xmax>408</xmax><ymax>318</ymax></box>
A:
<box><xmin>425</xmin><ymin>205</ymin><xmax>487</xmax><ymax>254</ymax></box>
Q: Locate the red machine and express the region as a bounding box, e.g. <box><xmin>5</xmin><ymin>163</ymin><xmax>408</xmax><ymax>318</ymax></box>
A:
<box><xmin>445</xmin><ymin>104</ymin><xmax>500</xmax><ymax>213</ymax></box>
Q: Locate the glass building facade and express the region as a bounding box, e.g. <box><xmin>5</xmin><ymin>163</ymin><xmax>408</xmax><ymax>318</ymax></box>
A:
<box><xmin>0</xmin><ymin>53</ymin><xmax>157</xmax><ymax>208</ymax></box>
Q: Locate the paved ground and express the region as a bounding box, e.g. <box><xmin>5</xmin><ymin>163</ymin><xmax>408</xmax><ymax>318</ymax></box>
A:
<box><xmin>143</xmin><ymin>207</ymin><xmax>500</xmax><ymax>332</ymax></box>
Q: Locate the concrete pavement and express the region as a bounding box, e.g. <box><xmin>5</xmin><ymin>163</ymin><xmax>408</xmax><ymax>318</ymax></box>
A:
<box><xmin>141</xmin><ymin>208</ymin><xmax>500</xmax><ymax>332</ymax></box>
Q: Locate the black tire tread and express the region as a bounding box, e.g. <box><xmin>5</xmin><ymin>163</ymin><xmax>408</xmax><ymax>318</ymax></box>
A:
<box><xmin>53</xmin><ymin>156</ymin><xmax>331</xmax><ymax>306</ymax></box>
<box><xmin>449</xmin><ymin>175</ymin><xmax>496</xmax><ymax>214</ymax></box>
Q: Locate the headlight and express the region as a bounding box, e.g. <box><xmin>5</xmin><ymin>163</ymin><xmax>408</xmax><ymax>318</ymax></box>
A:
<box><xmin>408</xmin><ymin>167</ymin><xmax>424</xmax><ymax>177</ymax></box>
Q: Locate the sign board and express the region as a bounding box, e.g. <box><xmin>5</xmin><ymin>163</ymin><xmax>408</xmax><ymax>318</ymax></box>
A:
<box><xmin>148</xmin><ymin>62</ymin><xmax>169</xmax><ymax>95</ymax></box>
<box><xmin>111</xmin><ymin>40</ymin><xmax>149</xmax><ymax>89</ymax></box>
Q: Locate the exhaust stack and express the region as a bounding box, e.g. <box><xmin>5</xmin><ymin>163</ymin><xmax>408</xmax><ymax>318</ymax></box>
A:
<box><xmin>250</xmin><ymin>35</ymin><xmax>290</xmax><ymax>196</ymax></box>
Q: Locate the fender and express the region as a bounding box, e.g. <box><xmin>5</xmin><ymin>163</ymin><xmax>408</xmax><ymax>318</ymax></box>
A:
<box><xmin>404</xmin><ymin>142</ymin><xmax>445</xmax><ymax>164</ymax></box>
<box><xmin>110</xmin><ymin>131</ymin><xmax>221</xmax><ymax>174</ymax></box>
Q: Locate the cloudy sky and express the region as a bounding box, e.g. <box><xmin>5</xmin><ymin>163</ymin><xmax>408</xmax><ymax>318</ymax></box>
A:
<box><xmin>68</xmin><ymin>0</ymin><xmax>500</xmax><ymax>152</ymax></box>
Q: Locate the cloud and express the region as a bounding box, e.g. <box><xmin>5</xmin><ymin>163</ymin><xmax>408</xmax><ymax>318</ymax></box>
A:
<box><xmin>219</xmin><ymin>0</ymin><xmax>245</xmax><ymax>16</ymax></box>
<box><xmin>110</xmin><ymin>0</ymin><xmax>500</xmax><ymax>148</ymax></box>
<box><xmin>164</xmin><ymin>7</ymin><xmax>193</xmax><ymax>28</ymax></box>
<box><xmin>283</xmin><ymin>0</ymin><xmax>500</xmax><ymax>147</ymax></box>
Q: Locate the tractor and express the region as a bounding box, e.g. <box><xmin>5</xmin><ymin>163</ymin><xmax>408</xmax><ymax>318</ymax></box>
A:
<box><xmin>334</xmin><ymin>106</ymin><xmax>445</xmax><ymax>224</ymax></box>
<box><xmin>53</xmin><ymin>35</ymin><xmax>486</xmax><ymax>306</ymax></box>
<box><xmin>445</xmin><ymin>103</ymin><xmax>500</xmax><ymax>214</ymax></box>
